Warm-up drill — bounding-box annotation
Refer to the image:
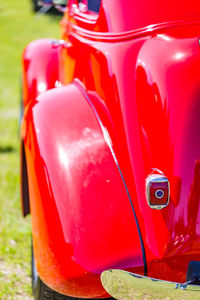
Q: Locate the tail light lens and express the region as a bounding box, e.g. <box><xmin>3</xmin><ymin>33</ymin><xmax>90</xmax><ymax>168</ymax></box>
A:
<box><xmin>146</xmin><ymin>174</ymin><xmax>169</xmax><ymax>210</ymax></box>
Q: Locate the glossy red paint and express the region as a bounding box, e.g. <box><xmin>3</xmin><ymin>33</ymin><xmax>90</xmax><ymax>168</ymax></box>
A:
<box><xmin>21</xmin><ymin>84</ymin><xmax>144</xmax><ymax>297</ymax></box>
<box><xmin>21</xmin><ymin>0</ymin><xmax>200</xmax><ymax>297</ymax></box>
<box><xmin>22</xmin><ymin>39</ymin><xmax>61</xmax><ymax>107</ymax></box>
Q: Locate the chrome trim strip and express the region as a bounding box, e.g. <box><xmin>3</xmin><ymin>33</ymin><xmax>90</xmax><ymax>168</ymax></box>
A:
<box><xmin>101</xmin><ymin>269</ymin><xmax>200</xmax><ymax>299</ymax></box>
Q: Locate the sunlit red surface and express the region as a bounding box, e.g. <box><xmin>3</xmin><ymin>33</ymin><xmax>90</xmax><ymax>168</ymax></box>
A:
<box><xmin>21</xmin><ymin>0</ymin><xmax>200</xmax><ymax>297</ymax></box>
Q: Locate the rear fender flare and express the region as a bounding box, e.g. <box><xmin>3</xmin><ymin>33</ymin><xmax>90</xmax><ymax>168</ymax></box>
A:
<box><xmin>22</xmin><ymin>38</ymin><xmax>61</xmax><ymax>108</ymax></box>
<box><xmin>23</xmin><ymin>83</ymin><xmax>145</xmax><ymax>297</ymax></box>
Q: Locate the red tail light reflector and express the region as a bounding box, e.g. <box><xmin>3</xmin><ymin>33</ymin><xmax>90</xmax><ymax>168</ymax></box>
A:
<box><xmin>146</xmin><ymin>174</ymin><xmax>169</xmax><ymax>210</ymax></box>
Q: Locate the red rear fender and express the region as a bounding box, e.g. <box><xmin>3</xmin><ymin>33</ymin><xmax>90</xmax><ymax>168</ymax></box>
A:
<box><xmin>22</xmin><ymin>39</ymin><xmax>61</xmax><ymax>108</ymax></box>
<box><xmin>22</xmin><ymin>83</ymin><xmax>145</xmax><ymax>297</ymax></box>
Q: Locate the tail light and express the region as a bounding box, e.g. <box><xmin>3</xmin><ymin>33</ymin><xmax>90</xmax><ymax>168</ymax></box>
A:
<box><xmin>146</xmin><ymin>173</ymin><xmax>170</xmax><ymax>210</ymax></box>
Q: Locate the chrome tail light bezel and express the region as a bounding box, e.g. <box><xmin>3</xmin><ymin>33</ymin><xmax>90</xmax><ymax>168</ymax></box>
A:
<box><xmin>146</xmin><ymin>173</ymin><xmax>170</xmax><ymax>210</ymax></box>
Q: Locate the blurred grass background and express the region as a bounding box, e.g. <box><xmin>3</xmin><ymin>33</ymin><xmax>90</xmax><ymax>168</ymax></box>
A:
<box><xmin>0</xmin><ymin>1</ymin><xmax>60</xmax><ymax>298</ymax></box>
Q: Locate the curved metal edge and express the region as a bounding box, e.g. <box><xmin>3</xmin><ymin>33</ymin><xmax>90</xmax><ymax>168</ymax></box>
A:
<box><xmin>73</xmin><ymin>80</ymin><xmax>147</xmax><ymax>276</ymax></box>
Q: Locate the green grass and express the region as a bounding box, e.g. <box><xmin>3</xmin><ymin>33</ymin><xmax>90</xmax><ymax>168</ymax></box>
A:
<box><xmin>0</xmin><ymin>1</ymin><xmax>60</xmax><ymax>298</ymax></box>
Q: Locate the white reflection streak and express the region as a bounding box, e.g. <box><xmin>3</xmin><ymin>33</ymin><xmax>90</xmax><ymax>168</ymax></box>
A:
<box><xmin>174</xmin><ymin>52</ymin><xmax>185</xmax><ymax>61</ymax></box>
<box><xmin>157</xmin><ymin>34</ymin><xmax>171</xmax><ymax>42</ymax></box>
<box><xmin>58</xmin><ymin>129</ymin><xmax>105</xmax><ymax>172</ymax></box>
<box><xmin>59</xmin><ymin>146</ymin><xmax>70</xmax><ymax>170</ymax></box>
<box><xmin>147</xmin><ymin>24</ymin><xmax>155</xmax><ymax>32</ymax></box>
<box><xmin>38</xmin><ymin>82</ymin><xmax>47</xmax><ymax>93</ymax></box>
<box><xmin>137</xmin><ymin>59</ymin><xmax>146</xmax><ymax>67</ymax></box>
